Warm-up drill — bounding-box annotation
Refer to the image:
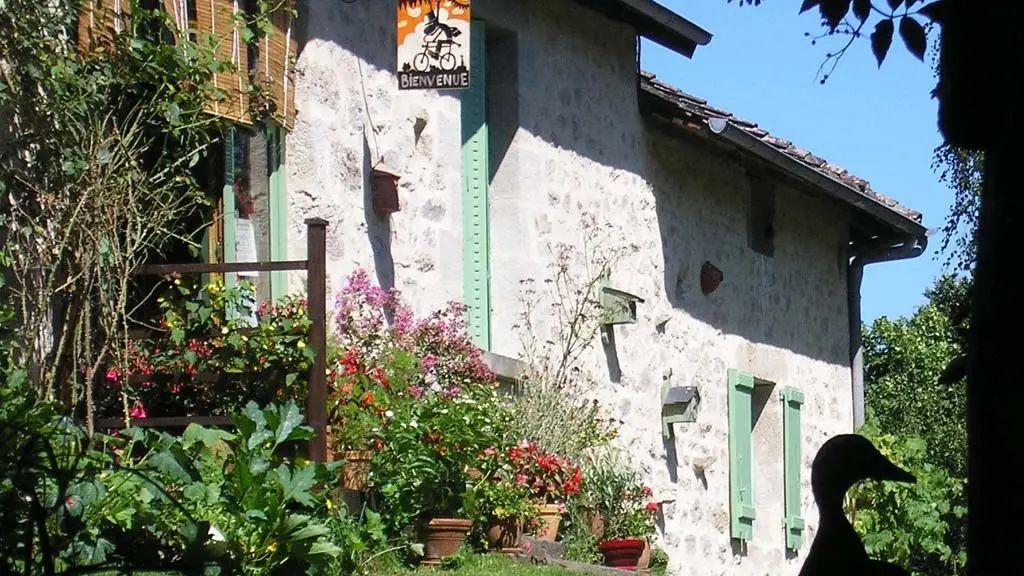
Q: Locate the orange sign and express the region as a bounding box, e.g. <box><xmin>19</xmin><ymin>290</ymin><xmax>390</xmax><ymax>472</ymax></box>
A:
<box><xmin>397</xmin><ymin>0</ymin><xmax>471</xmax><ymax>90</ymax></box>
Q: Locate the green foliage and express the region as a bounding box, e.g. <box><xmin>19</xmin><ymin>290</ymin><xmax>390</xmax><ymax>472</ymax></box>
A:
<box><xmin>574</xmin><ymin>452</ymin><xmax>656</xmax><ymax>541</ymax></box>
<box><xmin>847</xmin><ymin>422</ymin><xmax>966</xmax><ymax>576</ymax></box>
<box><xmin>95</xmin><ymin>280</ymin><xmax>314</xmax><ymax>421</ymax></box>
<box><xmin>863</xmin><ymin>275</ymin><xmax>968</xmax><ymax>478</ymax></box>
<box><xmin>0</xmin><ymin>378</ymin><xmax>210</xmax><ymax>574</ymax></box>
<box><xmin>1</xmin><ymin>0</ymin><xmax>224</xmax><ymax>403</ymax></box>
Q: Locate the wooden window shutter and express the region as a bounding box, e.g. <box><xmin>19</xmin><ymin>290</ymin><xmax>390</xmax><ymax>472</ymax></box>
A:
<box><xmin>77</xmin><ymin>0</ymin><xmax>132</xmax><ymax>53</ymax></box>
<box><xmin>196</xmin><ymin>0</ymin><xmax>251</xmax><ymax>123</ymax></box>
<box><xmin>460</xmin><ymin>20</ymin><xmax>490</xmax><ymax>351</ymax></box>
<box><xmin>783</xmin><ymin>386</ymin><xmax>805</xmax><ymax>551</ymax></box>
<box><xmin>260</xmin><ymin>0</ymin><xmax>298</xmax><ymax>130</ymax></box>
<box><xmin>728</xmin><ymin>368</ymin><xmax>756</xmax><ymax>541</ymax></box>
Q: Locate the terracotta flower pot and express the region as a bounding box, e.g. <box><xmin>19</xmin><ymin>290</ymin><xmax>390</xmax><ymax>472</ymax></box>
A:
<box><xmin>335</xmin><ymin>450</ymin><xmax>373</xmax><ymax>492</ymax></box>
<box><xmin>418</xmin><ymin>518</ymin><xmax>473</xmax><ymax>565</ymax></box>
<box><xmin>530</xmin><ymin>503</ymin><xmax>563</xmax><ymax>542</ymax></box>
<box><xmin>599</xmin><ymin>538</ymin><xmax>647</xmax><ymax>569</ymax></box>
<box><xmin>636</xmin><ymin>538</ymin><xmax>651</xmax><ymax>570</ymax></box>
<box><xmin>484</xmin><ymin>516</ymin><xmax>522</xmax><ymax>551</ymax></box>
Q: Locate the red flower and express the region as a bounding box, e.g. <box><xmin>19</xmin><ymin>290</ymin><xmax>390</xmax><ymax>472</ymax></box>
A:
<box><xmin>646</xmin><ymin>502</ymin><xmax>659</xmax><ymax>512</ymax></box>
<box><xmin>361</xmin><ymin>392</ymin><xmax>375</xmax><ymax>406</ymax></box>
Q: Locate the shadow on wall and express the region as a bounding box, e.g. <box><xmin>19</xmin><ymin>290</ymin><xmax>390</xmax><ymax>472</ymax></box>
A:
<box><xmin>644</xmin><ymin>123</ymin><xmax>847</xmax><ymax>367</ymax></box>
<box><xmin>482</xmin><ymin>0</ymin><xmax>645</xmax><ymax>175</ymax></box>
<box><xmin>296</xmin><ymin>0</ymin><xmax>398</xmax><ymax>75</ymax></box>
<box><xmin>363</xmin><ymin>134</ymin><xmax>395</xmax><ymax>292</ymax></box>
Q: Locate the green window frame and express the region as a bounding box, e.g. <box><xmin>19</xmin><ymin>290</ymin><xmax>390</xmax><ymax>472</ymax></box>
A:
<box><xmin>783</xmin><ymin>386</ymin><xmax>805</xmax><ymax>551</ymax></box>
<box><xmin>461</xmin><ymin>19</ymin><xmax>491</xmax><ymax>350</ymax></box>
<box><xmin>216</xmin><ymin>124</ymin><xmax>288</xmax><ymax>309</ymax></box>
<box><xmin>728</xmin><ymin>368</ymin><xmax>756</xmax><ymax>542</ymax></box>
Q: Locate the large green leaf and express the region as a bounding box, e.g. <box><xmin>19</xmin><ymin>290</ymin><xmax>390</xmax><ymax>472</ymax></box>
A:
<box><xmin>272</xmin><ymin>464</ymin><xmax>316</xmax><ymax>507</ymax></box>
<box><xmin>273</xmin><ymin>400</ymin><xmax>306</xmax><ymax>446</ymax></box>
<box><xmin>288</xmin><ymin>523</ymin><xmax>330</xmax><ymax>542</ymax></box>
<box><xmin>308</xmin><ymin>541</ymin><xmax>342</xmax><ymax>557</ymax></box>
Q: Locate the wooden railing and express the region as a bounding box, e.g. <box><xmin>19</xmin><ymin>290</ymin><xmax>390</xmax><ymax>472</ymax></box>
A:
<box><xmin>94</xmin><ymin>218</ymin><xmax>330</xmax><ymax>461</ymax></box>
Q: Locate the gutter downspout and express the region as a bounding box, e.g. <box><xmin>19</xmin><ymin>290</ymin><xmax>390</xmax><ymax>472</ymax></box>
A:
<box><xmin>847</xmin><ymin>234</ymin><xmax>929</xmax><ymax>429</ymax></box>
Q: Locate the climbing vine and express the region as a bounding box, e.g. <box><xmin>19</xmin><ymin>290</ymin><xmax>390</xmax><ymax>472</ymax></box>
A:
<box><xmin>0</xmin><ymin>0</ymin><xmax>227</xmax><ymax>429</ymax></box>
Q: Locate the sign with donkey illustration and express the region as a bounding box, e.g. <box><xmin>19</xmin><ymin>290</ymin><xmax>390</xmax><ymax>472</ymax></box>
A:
<box><xmin>397</xmin><ymin>0</ymin><xmax>471</xmax><ymax>91</ymax></box>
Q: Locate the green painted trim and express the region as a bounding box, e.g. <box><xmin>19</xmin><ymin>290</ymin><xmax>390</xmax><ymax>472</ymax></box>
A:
<box><xmin>461</xmin><ymin>19</ymin><xmax>490</xmax><ymax>351</ymax></box>
<box><xmin>783</xmin><ymin>386</ymin><xmax>805</xmax><ymax>551</ymax></box>
<box><xmin>222</xmin><ymin>127</ymin><xmax>237</xmax><ymax>290</ymax></box>
<box><xmin>269</xmin><ymin>125</ymin><xmax>288</xmax><ymax>301</ymax></box>
<box><xmin>728</xmin><ymin>368</ymin><xmax>755</xmax><ymax>541</ymax></box>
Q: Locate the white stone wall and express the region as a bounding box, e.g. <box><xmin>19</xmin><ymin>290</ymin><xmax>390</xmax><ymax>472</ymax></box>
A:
<box><xmin>288</xmin><ymin>0</ymin><xmax>856</xmax><ymax>574</ymax></box>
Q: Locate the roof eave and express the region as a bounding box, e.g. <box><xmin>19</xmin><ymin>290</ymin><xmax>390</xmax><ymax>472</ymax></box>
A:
<box><xmin>710</xmin><ymin>121</ymin><xmax>928</xmax><ymax>239</ymax></box>
<box><xmin>570</xmin><ymin>0</ymin><xmax>712</xmax><ymax>59</ymax></box>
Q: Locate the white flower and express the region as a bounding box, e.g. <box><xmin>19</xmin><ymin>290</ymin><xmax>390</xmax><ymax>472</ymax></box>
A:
<box><xmin>430</xmin><ymin>382</ymin><xmax>442</xmax><ymax>393</ymax></box>
<box><xmin>385</xmin><ymin>410</ymin><xmax>394</xmax><ymax>418</ymax></box>
<box><xmin>409</xmin><ymin>419</ymin><xmax>419</xmax><ymax>428</ymax></box>
<box><xmin>425</xmin><ymin>373</ymin><xmax>438</xmax><ymax>386</ymax></box>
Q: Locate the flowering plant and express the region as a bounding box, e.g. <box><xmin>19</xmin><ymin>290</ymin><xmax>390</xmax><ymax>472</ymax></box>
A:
<box><xmin>478</xmin><ymin>440</ymin><xmax>582</xmax><ymax>506</ymax></box>
<box><xmin>96</xmin><ymin>279</ymin><xmax>313</xmax><ymax>421</ymax></box>
<box><xmin>334</xmin><ymin>269</ymin><xmax>496</xmax><ymax>401</ymax></box>
<box><xmin>326</xmin><ymin>345</ymin><xmax>420</xmax><ymax>453</ymax></box>
<box><xmin>580</xmin><ymin>453</ymin><xmax>657</xmax><ymax>540</ymax></box>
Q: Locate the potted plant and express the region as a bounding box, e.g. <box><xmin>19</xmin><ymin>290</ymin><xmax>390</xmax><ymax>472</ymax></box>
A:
<box><xmin>371</xmin><ymin>381</ymin><xmax>505</xmax><ymax>564</ymax></box>
<box><xmin>326</xmin><ymin>350</ymin><xmax>395</xmax><ymax>492</ymax></box>
<box><xmin>495</xmin><ymin>440</ymin><xmax>582</xmax><ymax>542</ymax></box>
<box><xmin>473</xmin><ymin>446</ymin><xmax>541</xmax><ymax>551</ymax></box>
<box><xmin>584</xmin><ymin>454</ymin><xmax>658</xmax><ymax>570</ymax></box>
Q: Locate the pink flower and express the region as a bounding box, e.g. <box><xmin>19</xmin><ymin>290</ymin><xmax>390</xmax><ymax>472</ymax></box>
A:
<box><xmin>484</xmin><ymin>446</ymin><xmax>497</xmax><ymax>456</ymax></box>
<box><xmin>129</xmin><ymin>402</ymin><xmax>148</xmax><ymax>420</ymax></box>
<box><xmin>515</xmin><ymin>474</ymin><xmax>528</xmax><ymax>486</ymax></box>
<box><xmin>421</xmin><ymin>353</ymin><xmax>437</xmax><ymax>371</ymax></box>
<box><xmin>443</xmin><ymin>386</ymin><xmax>461</xmax><ymax>400</ymax></box>
<box><xmin>646</xmin><ymin>502</ymin><xmax>659</xmax><ymax>511</ymax></box>
<box><xmin>105</xmin><ymin>369</ymin><xmax>119</xmax><ymax>383</ymax></box>
<box><xmin>408</xmin><ymin>386</ymin><xmax>424</xmax><ymax>400</ymax></box>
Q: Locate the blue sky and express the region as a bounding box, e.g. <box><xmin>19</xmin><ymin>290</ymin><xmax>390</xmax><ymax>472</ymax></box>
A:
<box><xmin>640</xmin><ymin>1</ymin><xmax>951</xmax><ymax>324</ymax></box>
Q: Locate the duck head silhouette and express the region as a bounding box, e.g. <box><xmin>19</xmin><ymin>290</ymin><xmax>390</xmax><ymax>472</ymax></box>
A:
<box><xmin>798</xmin><ymin>434</ymin><xmax>915</xmax><ymax>576</ymax></box>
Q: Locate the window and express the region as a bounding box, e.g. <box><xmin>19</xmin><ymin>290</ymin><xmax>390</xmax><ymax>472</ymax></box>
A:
<box><xmin>77</xmin><ymin>0</ymin><xmax>297</xmax><ymax>129</ymax></box>
<box><xmin>747</xmin><ymin>173</ymin><xmax>776</xmax><ymax>257</ymax></box>
<box><xmin>728</xmin><ymin>369</ymin><xmax>804</xmax><ymax>551</ymax></box>
<box><xmin>209</xmin><ymin>125</ymin><xmax>288</xmax><ymax>304</ymax></box>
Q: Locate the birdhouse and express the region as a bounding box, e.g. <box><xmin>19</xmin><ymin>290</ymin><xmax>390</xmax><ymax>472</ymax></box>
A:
<box><xmin>599</xmin><ymin>273</ymin><xmax>644</xmax><ymax>326</ymax></box>
<box><xmin>661</xmin><ymin>371</ymin><xmax>700</xmax><ymax>438</ymax></box>
<box><xmin>371</xmin><ymin>163</ymin><xmax>402</xmax><ymax>219</ymax></box>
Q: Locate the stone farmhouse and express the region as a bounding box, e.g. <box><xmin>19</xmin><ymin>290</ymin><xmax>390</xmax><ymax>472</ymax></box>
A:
<box><xmin>78</xmin><ymin>0</ymin><xmax>929</xmax><ymax>574</ymax></box>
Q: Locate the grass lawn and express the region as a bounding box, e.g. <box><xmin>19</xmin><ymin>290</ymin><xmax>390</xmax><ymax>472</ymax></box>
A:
<box><xmin>374</xmin><ymin>553</ymin><xmax>593</xmax><ymax>576</ymax></box>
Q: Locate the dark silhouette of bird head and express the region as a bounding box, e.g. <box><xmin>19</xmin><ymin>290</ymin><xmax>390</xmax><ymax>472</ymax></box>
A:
<box><xmin>811</xmin><ymin>434</ymin><xmax>916</xmax><ymax>505</ymax></box>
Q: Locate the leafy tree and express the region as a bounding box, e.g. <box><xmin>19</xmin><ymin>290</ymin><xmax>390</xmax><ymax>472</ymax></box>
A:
<box><xmin>847</xmin><ymin>421</ymin><xmax>966</xmax><ymax>576</ymax></box>
<box><xmin>863</xmin><ymin>275</ymin><xmax>968</xmax><ymax>478</ymax></box>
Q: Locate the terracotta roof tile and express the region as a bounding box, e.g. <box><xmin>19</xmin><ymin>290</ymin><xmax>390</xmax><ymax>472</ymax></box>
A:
<box><xmin>640</xmin><ymin>73</ymin><xmax>923</xmax><ymax>223</ymax></box>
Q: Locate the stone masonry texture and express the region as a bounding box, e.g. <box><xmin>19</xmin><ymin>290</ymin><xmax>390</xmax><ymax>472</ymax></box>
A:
<box><xmin>288</xmin><ymin>0</ymin><xmax>864</xmax><ymax>574</ymax></box>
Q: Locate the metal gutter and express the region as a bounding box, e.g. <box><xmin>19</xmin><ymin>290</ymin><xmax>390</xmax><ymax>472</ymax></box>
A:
<box><xmin>847</xmin><ymin>235</ymin><xmax>929</xmax><ymax>429</ymax></box>
<box><xmin>706</xmin><ymin>117</ymin><xmax>927</xmax><ymax>239</ymax></box>
<box><xmin>571</xmin><ymin>0</ymin><xmax>712</xmax><ymax>58</ymax></box>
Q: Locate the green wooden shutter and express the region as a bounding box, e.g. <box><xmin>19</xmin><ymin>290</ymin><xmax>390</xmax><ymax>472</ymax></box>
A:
<box><xmin>222</xmin><ymin>127</ymin><xmax>238</xmax><ymax>290</ymax></box>
<box><xmin>783</xmin><ymin>386</ymin><xmax>805</xmax><ymax>551</ymax></box>
<box><xmin>461</xmin><ymin>19</ymin><xmax>490</xmax><ymax>350</ymax></box>
<box><xmin>268</xmin><ymin>124</ymin><xmax>288</xmax><ymax>301</ymax></box>
<box><xmin>728</xmin><ymin>368</ymin><xmax>756</xmax><ymax>541</ymax></box>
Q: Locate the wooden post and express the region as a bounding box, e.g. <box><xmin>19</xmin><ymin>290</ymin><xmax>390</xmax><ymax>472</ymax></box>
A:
<box><xmin>305</xmin><ymin>218</ymin><xmax>329</xmax><ymax>462</ymax></box>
